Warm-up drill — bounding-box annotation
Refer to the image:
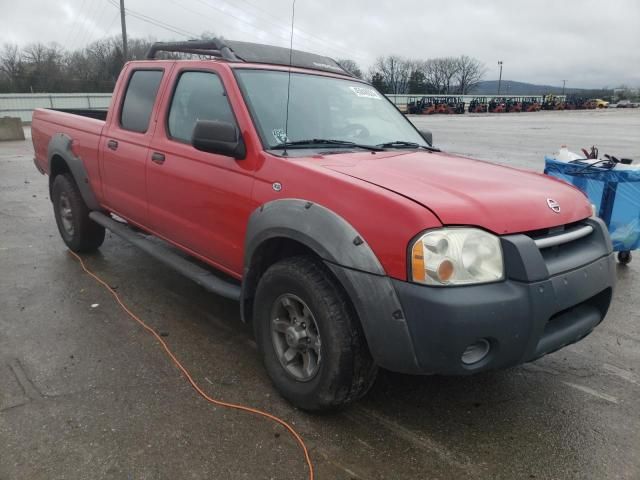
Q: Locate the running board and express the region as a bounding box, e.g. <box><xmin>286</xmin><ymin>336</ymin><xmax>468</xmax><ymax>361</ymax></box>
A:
<box><xmin>89</xmin><ymin>212</ymin><xmax>241</xmax><ymax>301</ymax></box>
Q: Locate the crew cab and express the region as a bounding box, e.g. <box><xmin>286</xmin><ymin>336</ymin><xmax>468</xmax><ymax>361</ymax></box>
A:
<box><xmin>31</xmin><ymin>39</ymin><xmax>616</xmax><ymax>411</ymax></box>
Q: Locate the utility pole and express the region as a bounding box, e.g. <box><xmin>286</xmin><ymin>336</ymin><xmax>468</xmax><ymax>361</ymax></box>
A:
<box><xmin>497</xmin><ymin>61</ymin><xmax>503</xmax><ymax>95</ymax></box>
<box><xmin>119</xmin><ymin>0</ymin><xmax>128</xmax><ymax>61</ymax></box>
<box><xmin>562</xmin><ymin>79</ymin><xmax>567</xmax><ymax>96</ymax></box>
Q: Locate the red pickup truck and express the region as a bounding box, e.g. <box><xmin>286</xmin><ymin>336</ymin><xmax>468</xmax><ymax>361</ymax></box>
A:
<box><xmin>32</xmin><ymin>39</ymin><xmax>616</xmax><ymax>411</ymax></box>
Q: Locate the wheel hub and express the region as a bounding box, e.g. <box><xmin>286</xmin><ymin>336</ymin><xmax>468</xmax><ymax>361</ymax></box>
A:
<box><xmin>270</xmin><ymin>293</ymin><xmax>322</xmax><ymax>381</ymax></box>
<box><xmin>284</xmin><ymin>326</ymin><xmax>307</xmax><ymax>348</ymax></box>
<box><xmin>58</xmin><ymin>192</ymin><xmax>74</xmax><ymax>236</ymax></box>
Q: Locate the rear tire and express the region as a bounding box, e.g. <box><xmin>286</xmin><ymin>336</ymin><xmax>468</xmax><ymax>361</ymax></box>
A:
<box><xmin>52</xmin><ymin>174</ymin><xmax>105</xmax><ymax>252</ymax></box>
<box><xmin>254</xmin><ymin>256</ymin><xmax>377</xmax><ymax>411</ymax></box>
<box><xmin>618</xmin><ymin>251</ymin><xmax>632</xmax><ymax>265</ymax></box>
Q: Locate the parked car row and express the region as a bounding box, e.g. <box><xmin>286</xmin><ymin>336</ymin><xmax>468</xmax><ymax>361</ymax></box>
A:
<box><xmin>404</xmin><ymin>94</ymin><xmax>634</xmax><ymax>114</ymax></box>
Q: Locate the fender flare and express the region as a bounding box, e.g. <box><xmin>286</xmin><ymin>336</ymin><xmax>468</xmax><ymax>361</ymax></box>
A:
<box><xmin>47</xmin><ymin>133</ymin><xmax>101</xmax><ymax>210</ymax></box>
<box><xmin>242</xmin><ymin>198</ymin><xmax>385</xmax><ymax>321</ymax></box>
<box><xmin>244</xmin><ymin>199</ymin><xmax>385</xmax><ymax>277</ymax></box>
<box><xmin>241</xmin><ymin>199</ymin><xmax>421</xmax><ymax>373</ymax></box>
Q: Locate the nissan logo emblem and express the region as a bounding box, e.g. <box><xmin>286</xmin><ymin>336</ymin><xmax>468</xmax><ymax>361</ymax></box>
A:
<box><xmin>547</xmin><ymin>198</ymin><xmax>561</xmax><ymax>213</ymax></box>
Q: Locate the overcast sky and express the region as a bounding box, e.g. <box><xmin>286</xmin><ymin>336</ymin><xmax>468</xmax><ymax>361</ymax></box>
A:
<box><xmin>2</xmin><ymin>0</ymin><xmax>639</xmax><ymax>88</ymax></box>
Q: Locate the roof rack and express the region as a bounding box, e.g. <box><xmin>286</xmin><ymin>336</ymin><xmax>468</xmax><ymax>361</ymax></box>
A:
<box><xmin>144</xmin><ymin>38</ymin><xmax>352</xmax><ymax>77</ymax></box>
<box><xmin>145</xmin><ymin>39</ymin><xmax>241</xmax><ymax>61</ymax></box>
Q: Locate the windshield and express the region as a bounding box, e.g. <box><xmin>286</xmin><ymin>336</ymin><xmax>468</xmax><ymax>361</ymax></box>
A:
<box><xmin>234</xmin><ymin>69</ymin><xmax>427</xmax><ymax>149</ymax></box>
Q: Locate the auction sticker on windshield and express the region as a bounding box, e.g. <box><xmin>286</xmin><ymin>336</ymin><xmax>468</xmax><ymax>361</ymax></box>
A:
<box><xmin>272</xmin><ymin>128</ymin><xmax>289</xmax><ymax>144</ymax></box>
<box><xmin>349</xmin><ymin>86</ymin><xmax>381</xmax><ymax>99</ymax></box>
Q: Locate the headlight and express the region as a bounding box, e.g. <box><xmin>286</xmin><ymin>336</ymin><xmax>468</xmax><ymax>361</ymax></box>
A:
<box><xmin>410</xmin><ymin>228</ymin><xmax>504</xmax><ymax>285</ymax></box>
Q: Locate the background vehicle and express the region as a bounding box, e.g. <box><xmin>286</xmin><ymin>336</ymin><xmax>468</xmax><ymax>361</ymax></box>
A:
<box><xmin>406</xmin><ymin>96</ymin><xmax>465</xmax><ymax>114</ymax></box>
<box><xmin>488</xmin><ymin>97</ymin><xmax>508</xmax><ymax>112</ymax></box>
<box><xmin>615</xmin><ymin>99</ymin><xmax>637</xmax><ymax>108</ymax></box>
<box><xmin>564</xmin><ymin>95</ymin><xmax>589</xmax><ymax>110</ymax></box>
<box><xmin>516</xmin><ymin>97</ymin><xmax>541</xmax><ymax>112</ymax></box>
<box><xmin>31</xmin><ymin>39</ymin><xmax>616</xmax><ymax>411</ymax></box>
<box><xmin>468</xmin><ymin>97</ymin><xmax>487</xmax><ymax>113</ymax></box>
<box><xmin>505</xmin><ymin>98</ymin><xmax>522</xmax><ymax>112</ymax></box>
<box><xmin>587</xmin><ymin>98</ymin><xmax>610</xmax><ymax>109</ymax></box>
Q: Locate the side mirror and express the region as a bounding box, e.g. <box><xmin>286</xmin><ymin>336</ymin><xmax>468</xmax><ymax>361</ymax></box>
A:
<box><xmin>418</xmin><ymin>128</ymin><xmax>433</xmax><ymax>146</ymax></box>
<box><xmin>192</xmin><ymin>120</ymin><xmax>246</xmax><ymax>160</ymax></box>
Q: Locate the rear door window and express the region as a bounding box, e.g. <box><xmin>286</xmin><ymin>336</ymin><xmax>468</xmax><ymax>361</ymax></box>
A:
<box><xmin>167</xmin><ymin>71</ymin><xmax>236</xmax><ymax>143</ymax></box>
<box><xmin>120</xmin><ymin>70</ymin><xmax>164</xmax><ymax>133</ymax></box>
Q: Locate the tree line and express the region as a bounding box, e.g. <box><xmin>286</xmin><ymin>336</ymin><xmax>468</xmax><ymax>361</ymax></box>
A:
<box><xmin>339</xmin><ymin>55</ymin><xmax>486</xmax><ymax>95</ymax></box>
<box><xmin>0</xmin><ymin>37</ymin><xmax>486</xmax><ymax>95</ymax></box>
<box><xmin>0</xmin><ymin>38</ymin><xmax>160</xmax><ymax>93</ymax></box>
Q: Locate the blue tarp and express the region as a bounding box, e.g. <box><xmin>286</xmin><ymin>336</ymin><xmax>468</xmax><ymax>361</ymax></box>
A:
<box><xmin>544</xmin><ymin>157</ymin><xmax>640</xmax><ymax>252</ymax></box>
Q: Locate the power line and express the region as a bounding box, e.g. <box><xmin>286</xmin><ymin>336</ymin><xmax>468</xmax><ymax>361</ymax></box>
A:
<box><xmin>66</xmin><ymin>0</ymin><xmax>365</xmax><ymax>65</ymax></box>
<box><xmin>126</xmin><ymin>11</ymin><xmax>195</xmax><ymax>38</ymax></box>
<box><xmin>189</xmin><ymin>0</ymin><xmax>365</xmax><ymax>61</ymax></box>
<box><xmin>161</xmin><ymin>0</ymin><xmax>293</xmax><ymax>45</ymax></box>
<box><xmin>189</xmin><ymin>0</ymin><xmax>291</xmax><ymax>43</ymax></box>
<box><xmin>86</xmin><ymin>0</ymin><xmax>113</xmax><ymax>46</ymax></box>
<box><xmin>75</xmin><ymin>0</ymin><xmax>102</xmax><ymax>48</ymax></box>
<box><xmin>66</xmin><ymin>0</ymin><xmax>92</xmax><ymax>49</ymax></box>
<box><xmin>63</xmin><ymin>0</ymin><xmax>89</xmax><ymax>49</ymax></box>
<box><xmin>104</xmin><ymin>11</ymin><xmax>121</xmax><ymax>37</ymax></box>
<box><xmin>106</xmin><ymin>0</ymin><xmax>197</xmax><ymax>38</ymax></box>
<box><xmin>221</xmin><ymin>0</ymin><xmax>366</xmax><ymax>61</ymax></box>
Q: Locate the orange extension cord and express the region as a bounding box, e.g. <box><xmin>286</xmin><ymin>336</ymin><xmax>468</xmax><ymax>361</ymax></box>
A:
<box><xmin>67</xmin><ymin>250</ymin><xmax>314</xmax><ymax>480</ymax></box>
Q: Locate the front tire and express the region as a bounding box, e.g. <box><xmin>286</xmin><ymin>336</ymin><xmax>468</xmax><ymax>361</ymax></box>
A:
<box><xmin>52</xmin><ymin>174</ymin><xmax>105</xmax><ymax>252</ymax></box>
<box><xmin>254</xmin><ymin>256</ymin><xmax>377</xmax><ymax>411</ymax></box>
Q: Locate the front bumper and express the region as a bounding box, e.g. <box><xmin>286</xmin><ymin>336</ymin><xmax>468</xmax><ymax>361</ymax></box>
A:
<box><xmin>328</xmin><ymin>217</ymin><xmax>616</xmax><ymax>375</ymax></box>
<box><xmin>392</xmin><ymin>252</ymin><xmax>614</xmax><ymax>375</ymax></box>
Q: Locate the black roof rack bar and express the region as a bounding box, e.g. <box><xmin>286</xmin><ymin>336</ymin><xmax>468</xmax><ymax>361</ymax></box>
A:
<box><xmin>145</xmin><ymin>39</ymin><xmax>242</xmax><ymax>61</ymax></box>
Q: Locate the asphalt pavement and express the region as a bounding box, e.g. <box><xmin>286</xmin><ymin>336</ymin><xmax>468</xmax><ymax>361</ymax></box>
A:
<box><xmin>1</xmin><ymin>109</ymin><xmax>639</xmax><ymax>479</ymax></box>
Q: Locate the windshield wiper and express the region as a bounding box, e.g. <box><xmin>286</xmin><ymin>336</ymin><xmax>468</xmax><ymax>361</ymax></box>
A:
<box><xmin>377</xmin><ymin>140</ymin><xmax>439</xmax><ymax>151</ymax></box>
<box><xmin>271</xmin><ymin>139</ymin><xmax>383</xmax><ymax>152</ymax></box>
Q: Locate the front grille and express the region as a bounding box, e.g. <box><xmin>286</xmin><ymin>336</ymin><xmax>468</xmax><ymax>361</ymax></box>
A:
<box><xmin>525</xmin><ymin>221</ymin><xmax>593</xmax><ymax>249</ymax></box>
<box><xmin>522</xmin><ymin>220</ymin><xmax>607</xmax><ymax>277</ymax></box>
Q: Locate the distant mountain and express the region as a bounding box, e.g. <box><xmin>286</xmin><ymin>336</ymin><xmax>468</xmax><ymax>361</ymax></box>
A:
<box><xmin>472</xmin><ymin>80</ymin><xmax>599</xmax><ymax>96</ymax></box>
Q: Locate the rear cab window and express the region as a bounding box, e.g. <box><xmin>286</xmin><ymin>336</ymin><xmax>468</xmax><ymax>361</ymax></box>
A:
<box><xmin>120</xmin><ymin>70</ymin><xmax>164</xmax><ymax>133</ymax></box>
<box><xmin>167</xmin><ymin>70</ymin><xmax>237</xmax><ymax>143</ymax></box>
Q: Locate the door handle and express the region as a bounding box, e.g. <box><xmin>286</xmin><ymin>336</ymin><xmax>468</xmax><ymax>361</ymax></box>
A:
<box><xmin>151</xmin><ymin>152</ymin><xmax>166</xmax><ymax>164</ymax></box>
<box><xmin>107</xmin><ymin>139</ymin><xmax>118</xmax><ymax>150</ymax></box>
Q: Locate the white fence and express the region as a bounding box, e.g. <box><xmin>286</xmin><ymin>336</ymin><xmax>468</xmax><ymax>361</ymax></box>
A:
<box><xmin>0</xmin><ymin>93</ymin><xmax>112</xmax><ymax>123</ymax></box>
<box><xmin>1</xmin><ymin>92</ymin><xmax>567</xmax><ymax>123</ymax></box>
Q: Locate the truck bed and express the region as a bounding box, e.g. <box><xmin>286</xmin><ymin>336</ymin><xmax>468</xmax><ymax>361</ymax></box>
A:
<box><xmin>31</xmin><ymin>108</ymin><xmax>106</xmax><ymax>197</ymax></box>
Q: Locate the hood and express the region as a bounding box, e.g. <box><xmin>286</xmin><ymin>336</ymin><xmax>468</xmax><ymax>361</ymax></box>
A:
<box><xmin>317</xmin><ymin>150</ymin><xmax>591</xmax><ymax>234</ymax></box>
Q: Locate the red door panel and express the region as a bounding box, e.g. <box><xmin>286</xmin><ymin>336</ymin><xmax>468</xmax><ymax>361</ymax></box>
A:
<box><xmin>100</xmin><ymin>67</ymin><xmax>168</xmax><ymax>225</ymax></box>
<box><xmin>146</xmin><ymin>146</ymin><xmax>256</xmax><ymax>274</ymax></box>
<box><xmin>147</xmin><ymin>68</ymin><xmax>258</xmax><ymax>276</ymax></box>
<box><xmin>101</xmin><ymin>131</ymin><xmax>152</xmax><ymax>223</ymax></box>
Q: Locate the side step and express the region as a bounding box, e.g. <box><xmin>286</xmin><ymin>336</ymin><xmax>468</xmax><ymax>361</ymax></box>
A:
<box><xmin>89</xmin><ymin>212</ymin><xmax>241</xmax><ymax>301</ymax></box>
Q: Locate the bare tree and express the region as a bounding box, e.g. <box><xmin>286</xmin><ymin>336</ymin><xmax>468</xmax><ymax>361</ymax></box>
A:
<box><xmin>0</xmin><ymin>44</ymin><xmax>23</xmax><ymax>85</ymax></box>
<box><xmin>422</xmin><ymin>57</ymin><xmax>460</xmax><ymax>94</ymax></box>
<box><xmin>127</xmin><ymin>38</ymin><xmax>156</xmax><ymax>60</ymax></box>
<box><xmin>454</xmin><ymin>55</ymin><xmax>485</xmax><ymax>94</ymax></box>
<box><xmin>369</xmin><ymin>56</ymin><xmax>413</xmax><ymax>94</ymax></box>
<box><xmin>22</xmin><ymin>42</ymin><xmax>62</xmax><ymax>66</ymax></box>
<box><xmin>336</xmin><ymin>59</ymin><xmax>363</xmax><ymax>79</ymax></box>
<box><xmin>19</xmin><ymin>42</ymin><xmax>65</xmax><ymax>92</ymax></box>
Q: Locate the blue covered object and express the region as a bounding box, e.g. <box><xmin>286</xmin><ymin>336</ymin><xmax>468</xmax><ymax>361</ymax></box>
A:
<box><xmin>544</xmin><ymin>157</ymin><xmax>640</xmax><ymax>252</ymax></box>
